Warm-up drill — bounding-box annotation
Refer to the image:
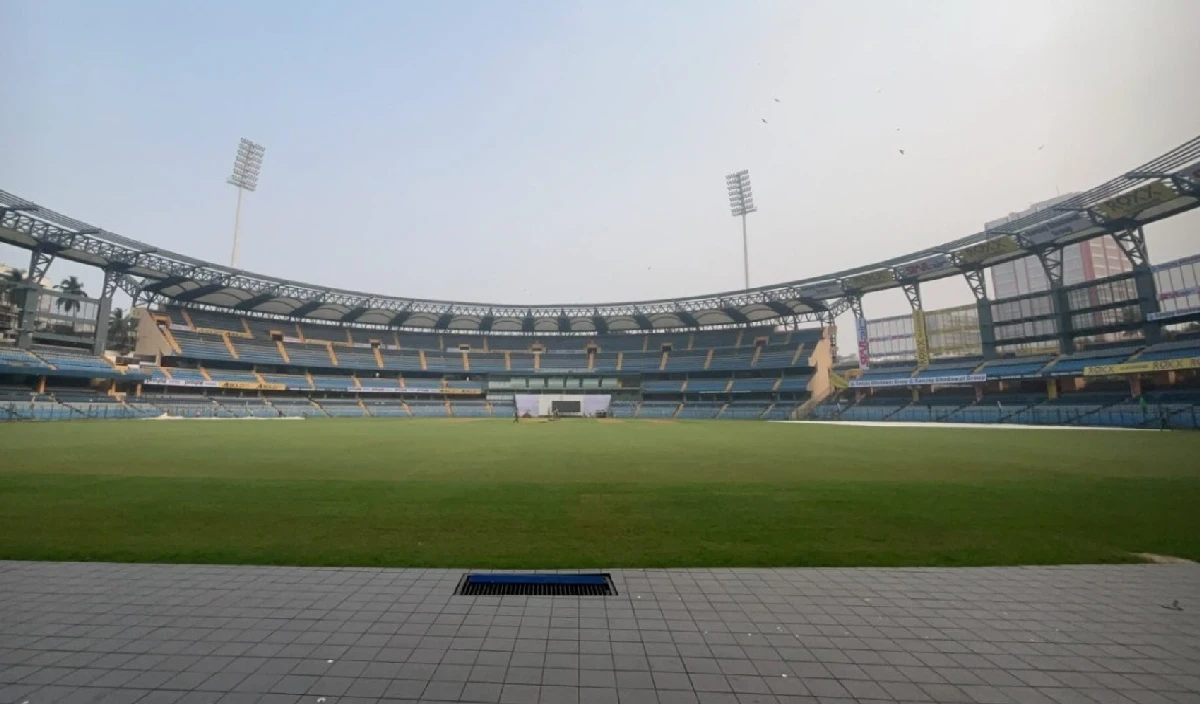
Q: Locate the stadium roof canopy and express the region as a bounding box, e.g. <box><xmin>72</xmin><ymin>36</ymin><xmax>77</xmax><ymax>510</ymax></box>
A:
<box><xmin>2</xmin><ymin>136</ymin><xmax>1199</xmax><ymax>333</ymax></box>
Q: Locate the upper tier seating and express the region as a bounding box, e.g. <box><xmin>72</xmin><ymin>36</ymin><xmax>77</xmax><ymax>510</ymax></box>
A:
<box><xmin>538</xmin><ymin>354</ymin><xmax>590</xmax><ymax>372</ymax></box>
<box><xmin>341</xmin><ymin>346</ymin><xmax>385</xmax><ymax>369</ymax></box>
<box><xmin>686</xmin><ymin>379</ymin><xmax>728</xmax><ymax>393</ymax></box>
<box><xmin>204</xmin><ymin>369</ymin><xmax>258</xmax><ymax>383</ymax></box>
<box><xmin>469</xmin><ymin>353</ymin><xmax>508</xmax><ymax>372</ymax></box>
<box><xmin>357</xmin><ymin>376</ymin><xmax>401</xmax><ymax>390</ymax></box>
<box><xmin>665</xmin><ymin>352</ymin><xmax>708</xmax><ymax>372</ymax></box>
<box><xmin>981</xmin><ymin>355</ymin><xmax>1054</xmax><ymax>378</ymax></box>
<box><xmin>399</xmin><ymin>332</ymin><xmax>442</xmax><ymax>350</ymax></box>
<box><xmin>312</xmin><ymin>374</ymin><xmax>358</xmax><ymax>390</ymax></box>
<box><xmin>32</xmin><ymin>348</ymin><xmax>127</xmax><ymax>377</ymax></box>
<box><xmin>301</xmin><ymin>321</ymin><xmax>350</xmax><ymax>342</ymax></box>
<box><xmin>913</xmin><ymin>358</ymin><xmax>982</xmax><ymax>379</ymax></box>
<box><xmin>0</xmin><ymin>347</ymin><xmax>52</xmax><ymax>373</ymax></box>
<box><xmin>1048</xmin><ymin>346</ymin><xmax>1140</xmax><ymax>375</ymax></box>
<box><xmin>1137</xmin><ymin>338</ymin><xmax>1200</xmax><ymax>362</ymax></box>
<box><xmin>621</xmin><ymin>352</ymin><xmax>662</xmax><ymax>372</ymax></box>
<box><xmin>592</xmin><ymin>354</ymin><xmax>619</xmax><ymax>372</ymax></box>
<box><xmin>643</xmin><ymin>380</ymin><xmax>685</xmax><ymax>393</ymax></box>
<box><xmin>594</xmin><ymin>335</ymin><xmax>646</xmax><ymax>352</ymax></box>
<box><xmin>721</xmin><ymin>401</ymin><xmax>770</xmax><ymax>419</ymax></box>
<box><xmin>754</xmin><ymin>345</ymin><xmax>798</xmax><ymax>368</ymax></box>
<box><xmin>183</xmin><ymin>308</ymin><xmax>244</xmax><ymax>332</ymax></box>
<box><xmin>677</xmin><ymin>402</ymin><xmax>721</xmax><ymax>419</ymax></box>
<box><xmin>691</xmin><ymin>330</ymin><xmax>742</xmax><ymax>349</ymax></box>
<box><xmin>230</xmin><ymin>338</ymin><xmax>285</xmax><ymax>364</ymax></box>
<box><xmin>706</xmin><ymin>351</ymin><xmax>754</xmax><ymax>371</ymax></box>
<box><xmin>424</xmin><ymin>353</ymin><xmax>465</xmax><ymax>372</ymax></box>
<box><xmin>284</xmin><ymin>342</ymin><xmax>335</xmax><ymax>366</ymax></box>
<box><xmin>776</xmin><ymin>375</ymin><xmax>810</xmax><ymax>393</ymax></box>
<box><xmin>857</xmin><ymin>363</ymin><xmax>915</xmax><ymax>382</ymax></box>
<box><xmin>173</xmin><ymin>330</ymin><xmax>235</xmax><ymax>361</ymax></box>
<box><xmin>509</xmin><ymin>353</ymin><xmax>536</xmax><ymax>372</ymax></box>
<box><xmin>730</xmin><ymin>377</ymin><xmax>778</xmax><ymax>393</ymax></box>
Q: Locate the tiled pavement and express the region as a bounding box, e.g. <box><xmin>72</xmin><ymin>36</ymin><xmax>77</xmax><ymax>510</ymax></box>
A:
<box><xmin>1</xmin><ymin>562</ymin><xmax>1199</xmax><ymax>704</ymax></box>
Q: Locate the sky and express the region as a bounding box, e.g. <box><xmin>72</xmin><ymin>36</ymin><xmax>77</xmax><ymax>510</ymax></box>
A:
<box><xmin>2</xmin><ymin>0</ymin><xmax>1199</xmax><ymax>344</ymax></box>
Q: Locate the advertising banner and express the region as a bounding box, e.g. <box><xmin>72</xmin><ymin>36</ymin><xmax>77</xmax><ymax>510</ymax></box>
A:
<box><xmin>958</xmin><ymin>235</ymin><xmax>1020</xmax><ymax>264</ymax></box>
<box><xmin>1083</xmin><ymin>357</ymin><xmax>1200</xmax><ymax>376</ymax></box>
<box><xmin>895</xmin><ymin>255</ymin><xmax>953</xmax><ymax>280</ymax></box>
<box><xmin>845</xmin><ymin>269</ymin><xmax>896</xmax><ymax>291</ymax></box>
<box><xmin>217</xmin><ymin>381</ymin><xmax>286</xmax><ymax>391</ymax></box>
<box><xmin>157</xmin><ymin>379</ymin><xmax>219</xmax><ymax>388</ymax></box>
<box><xmin>1097</xmin><ymin>182</ymin><xmax>1179</xmax><ymax>220</ymax></box>
<box><xmin>849</xmin><ymin>373</ymin><xmax>986</xmax><ymax>388</ymax></box>
<box><xmin>1019</xmin><ymin>214</ymin><xmax>1094</xmax><ymax>246</ymax></box>
<box><xmin>1147</xmin><ymin>305</ymin><xmax>1200</xmax><ymax>322</ymax></box>
<box><xmin>855</xmin><ymin>317</ymin><xmax>870</xmax><ymax>371</ymax></box>
<box><xmin>797</xmin><ymin>281</ymin><xmax>845</xmax><ymax>300</ymax></box>
<box><xmin>912</xmin><ymin>309</ymin><xmax>930</xmax><ymax>367</ymax></box>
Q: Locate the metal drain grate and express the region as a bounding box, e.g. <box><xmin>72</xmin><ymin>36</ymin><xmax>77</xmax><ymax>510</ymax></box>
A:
<box><xmin>455</xmin><ymin>573</ymin><xmax>616</xmax><ymax>596</ymax></box>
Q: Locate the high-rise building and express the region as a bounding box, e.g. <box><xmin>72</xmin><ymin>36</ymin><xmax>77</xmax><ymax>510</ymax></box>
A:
<box><xmin>990</xmin><ymin>237</ymin><xmax>1132</xmax><ymax>299</ymax></box>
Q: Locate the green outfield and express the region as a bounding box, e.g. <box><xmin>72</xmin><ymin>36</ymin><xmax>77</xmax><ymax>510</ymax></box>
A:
<box><xmin>1</xmin><ymin>418</ymin><xmax>1198</xmax><ymax>568</ymax></box>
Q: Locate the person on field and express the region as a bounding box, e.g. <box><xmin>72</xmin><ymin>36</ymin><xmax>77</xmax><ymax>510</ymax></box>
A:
<box><xmin>513</xmin><ymin>405</ymin><xmax>519</xmax><ymax>423</ymax></box>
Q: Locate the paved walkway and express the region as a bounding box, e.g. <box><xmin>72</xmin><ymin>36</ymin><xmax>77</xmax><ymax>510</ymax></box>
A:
<box><xmin>1</xmin><ymin>562</ymin><xmax>1198</xmax><ymax>703</ymax></box>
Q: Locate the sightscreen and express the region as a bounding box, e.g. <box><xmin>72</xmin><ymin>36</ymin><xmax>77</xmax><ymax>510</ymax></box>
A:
<box><xmin>551</xmin><ymin>400</ymin><xmax>581</xmax><ymax>414</ymax></box>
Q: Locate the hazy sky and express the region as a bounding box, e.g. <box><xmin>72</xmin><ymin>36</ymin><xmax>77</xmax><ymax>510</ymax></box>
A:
<box><xmin>2</xmin><ymin>0</ymin><xmax>1198</xmax><ymax>339</ymax></box>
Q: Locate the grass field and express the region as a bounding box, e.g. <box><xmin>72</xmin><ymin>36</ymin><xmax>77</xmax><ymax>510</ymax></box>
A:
<box><xmin>2</xmin><ymin>418</ymin><xmax>1198</xmax><ymax>568</ymax></box>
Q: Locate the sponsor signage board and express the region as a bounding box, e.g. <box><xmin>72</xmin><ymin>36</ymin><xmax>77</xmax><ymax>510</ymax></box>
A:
<box><xmin>1083</xmin><ymin>357</ymin><xmax>1200</xmax><ymax>376</ymax></box>
<box><xmin>154</xmin><ymin>379</ymin><xmax>219</xmax><ymax>388</ymax></box>
<box><xmin>217</xmin><ymin>381</ymin><xmax>286</xmax><ymax>391</ymax></box>
<box><xmin>1097</xmin><ymin>182</ymin><xmax>1179</xmax><ymax>221</ymax></box>
<box><xmin>849</xmin><ymin>373</ymin><xmax>986</xmax><ymax>388</ymax></box>
<box><xmin>797</xmin><ymin>281</ymin><xmax>845</xmax><ymax>300</ymax></box>
<box><xmin>1147</xmin><ymin>305</ymin><xmax>1200</xmax><ymax>322</ymax></box>
<box><xmin>895</xmin><ymin>255</ymin><xmax>953</xmax><ymax>280</ymax></box>
<box><xmin>958</xmin><ymin>235</ymin><xmax>1020</xmax><ymax>264</ymax></box>
<box><xmin>1019</xmin><ymin>213</ymin><xmax>1094</xmax><ymax>246</ymax></box>
<box><xmin>845</xmin><ymin>269</ymin><xmax>895</xmax><ymax>291</ymax></box>
<box><xmin>855</xmin><ymin>317</ymin><xmax>870</xmax><ymax>370</ymax></box>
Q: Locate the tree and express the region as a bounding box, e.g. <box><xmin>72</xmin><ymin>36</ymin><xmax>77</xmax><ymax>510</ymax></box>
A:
<box><xmin>107</xmin><ymin>307</ymin><xmax>138</xmax><ymax>352</ymax></box>
<box><xmin>56</xmin><ymin>276</ymin><xmax>86</xmax><ymax>316</ymax></box>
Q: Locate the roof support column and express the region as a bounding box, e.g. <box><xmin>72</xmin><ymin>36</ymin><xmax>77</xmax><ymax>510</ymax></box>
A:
<box><xmin>848</xmin><ymin>294</ymin><xmax>870</xmax><ymax>370</ymax></box>
<box><xmin>27</xmin><ymin>247</ymin><xmax>55</xmax><ymax>284</ymax></box>
<box><xmin>902</xmin><ymin>281</ymin><xmax>931</xmax><ymax>367</ymax></box>
<box><xmin>963</xmin><ymin>269</ymin><xmax>996</xmax><ymax>359</ymax></box>
<box><xmin>1111</xmin><ymin>226</ymin><xmax>1162</xmax><ymax>345</ymax></box>
<box><xmin>1036</xmin><ymin>246</ymin><xmax>1074</xmax><ymax>355</ymax></box>
<box><xmin>92</xmin><ymin>270</ymin><xmax>117</xmax><ymax>356</ymax></box>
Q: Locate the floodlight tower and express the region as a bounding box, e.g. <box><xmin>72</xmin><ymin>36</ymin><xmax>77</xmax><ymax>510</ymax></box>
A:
<box><xmin>226</xmin><ymin>138</ymin><xmax>266</xmax><ymax>268</ymax></box>
<box><xmin>725</xmin><ymin>170</ymin><xmax>756</xmax><ymax>289</ymax></box>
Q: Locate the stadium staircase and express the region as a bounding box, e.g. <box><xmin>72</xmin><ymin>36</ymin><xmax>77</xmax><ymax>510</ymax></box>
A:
<box><xmin>760</xmin><ymin>402</ymin><xmax>775</xmax><ymax>419</ymax></box>
<box><xmin>199</xmin><ymin>367</ymin><xmax>212</xmax><ymax>381</ymax></box>
<box><xmin>750</xmin><ymin>346</ymin><xmax>762</xmax><ymax>367</ymax></box>
<box><xmin>220</xmin><ymin>333</ymin><xmax>240</xmax><ymax>360</ymax></box>
<box><xmin>373</xmin><ymin>346</ymin><xmax>385</xmax><ymax>368</ymax></box>
<box><xmin>159</xmin><ymin>327</ymin><xmax>184</xmax><ymax>355</ymax></box>
<box><xmin>358</xmin><ymin>398</ymin><xmax>372</xmax><ymax>417</ymax></box>
<box><xmin>275</xmin><ymin>340</ymin><xmax>290</xmax><ymax>363</ymax></box>
<box><xmin>659</xmin><ymin>350</ymin><xmax>669</xmax><ymax>371</ymax></box>
<box><xmin>308</xmin><ymin>399</ymin><xmax>328</xmax><ymax>417</ymax></box>
<box><xmin>419</xmin><ymin>350</ymin><xmax>428</xmax><ymax>371</ymax></box>
<box><xmin>326</xmin><ymin>343</ymin><xmax>339</xmax><ymax>366</ymax></box>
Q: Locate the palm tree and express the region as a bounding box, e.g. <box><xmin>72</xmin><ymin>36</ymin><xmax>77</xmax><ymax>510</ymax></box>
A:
<box><xmin>57</xmin><ymin>276</ymin><xmax>86</xmax><ymax>315</ymax></box>
<box><xmin>107</xmin><ymin>307</ymin><xmax>138</xmax><ymax>352</ymax></box>
<box><xmin>0</xmin><ymin>269</ymin><xmax>22</xmax><ymax>306</ymax></box>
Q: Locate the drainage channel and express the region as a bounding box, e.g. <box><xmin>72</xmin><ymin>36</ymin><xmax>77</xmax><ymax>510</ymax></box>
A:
<box><xmin>455</xmin><ymin>573</ymin><xmax>617</xmax><ymax>596</ymax></box>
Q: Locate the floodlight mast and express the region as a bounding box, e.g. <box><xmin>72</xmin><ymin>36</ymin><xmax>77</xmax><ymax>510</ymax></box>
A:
<box><xmin>725</xmin><ymin>170</ymin><xmax>756</xmax><ymax>289</ymax></box>
<box><xmin>226</xmin><ymin>138</ymin><xmax>266</xmax><ymax>268</ymax></box>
